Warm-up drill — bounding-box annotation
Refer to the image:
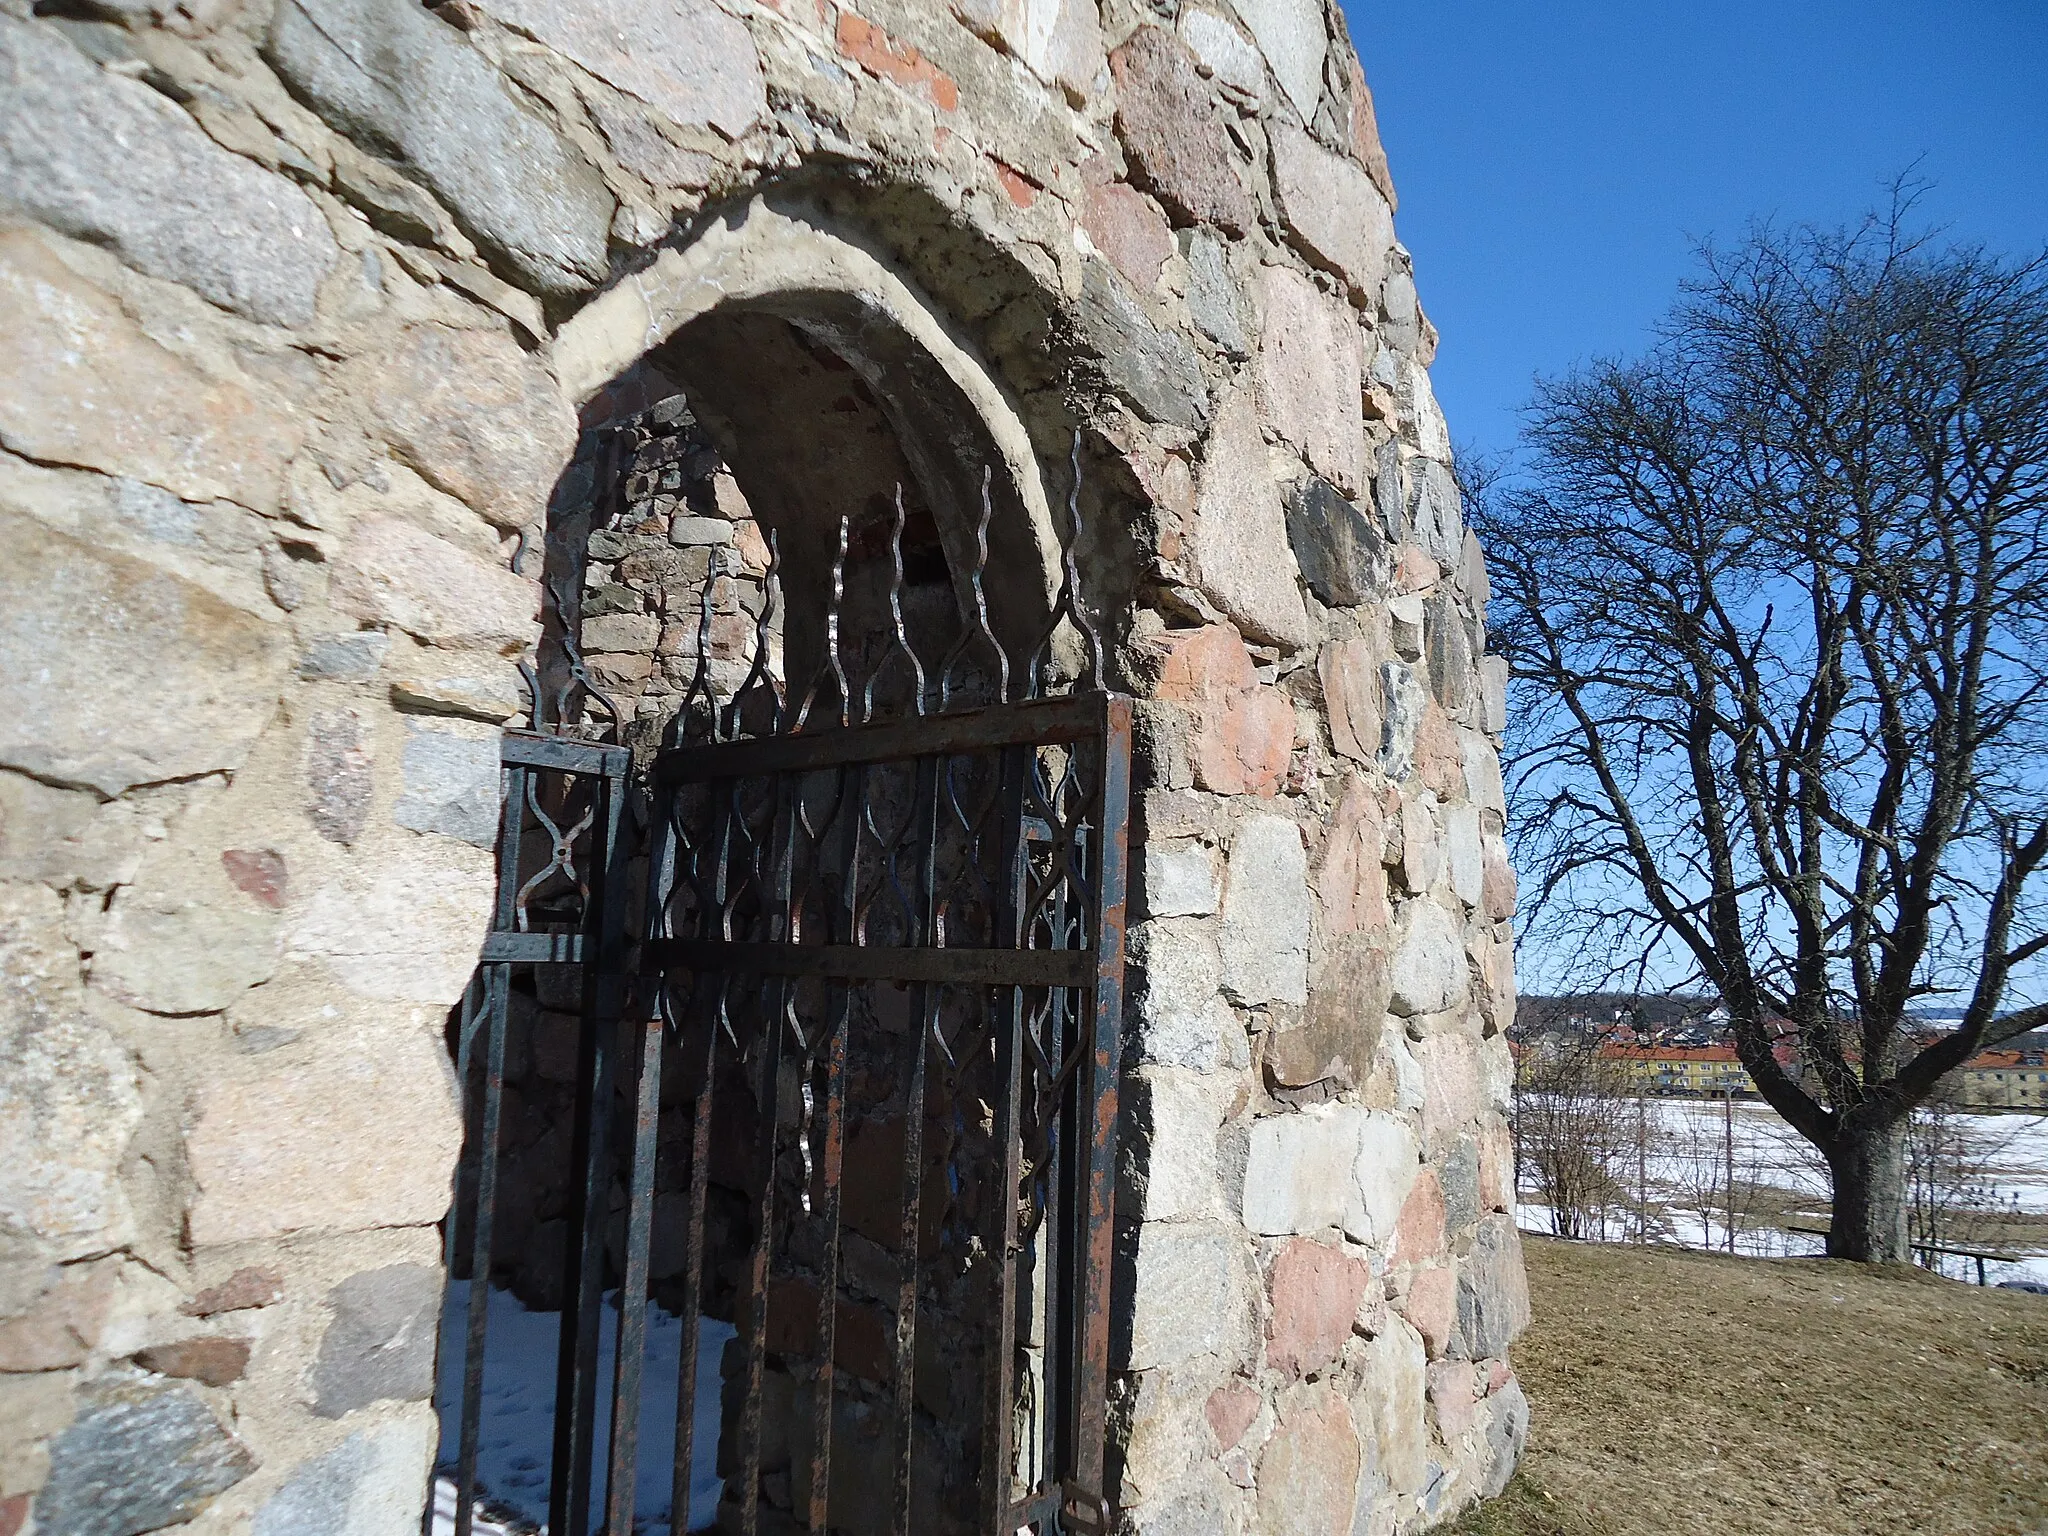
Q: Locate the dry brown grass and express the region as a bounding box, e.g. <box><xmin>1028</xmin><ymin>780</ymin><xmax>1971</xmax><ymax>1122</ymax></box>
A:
<box><xmin>1452</xmin><ymin>1235</ymin><xmax>2048</xmax><ymax>1536</ymax></box>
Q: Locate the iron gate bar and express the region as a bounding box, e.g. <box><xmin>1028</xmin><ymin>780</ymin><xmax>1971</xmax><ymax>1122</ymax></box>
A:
<box><xmin>888</xmin><ymin>750</ymin><xmax>943</xmax><ymax>1534</ymax></box>
<box><xmin>435</xmin><ymin>731</ymin><xmax>627</xmax><ymax>1536</ymax></box>
<box><xmin>652</xmin><ymin>692</ymin><xmax>1105</xmax><ymax>784</ymax></box>
<box><xmin>479</xmin><ymin>931</ymin><xmax>584</xmax><ymax>963</ymax></box>
<box><xmin>981</xmin><ymin>742</ymin><xmax>1031</xmax><ymax>1536</ymax></box>
<box><xmin>1074</xmin><ymin>695</ymin><xmax>1131</xmax><ymax>1505</ymax></box>
<box><xmin>604</xmin><ymin>981</ymin><xmax>664</xmax><ymax>1535</ymax></box>
<box><xmin>503</xmin><ymin>734</ymin><xmax>628</xmax><ymax>772</ymax></box>
<box><xmin>452</xmin><ymin>761</ymin><xmax>528</xmax><ymax>1536</ymax></box>
<box><xmin>807</xmin><ymin>759</ymin><xmax>865</xmax><ymax>1531</ymax></box>
<box><xmin>664</xmin><ymin>866</ymin><xmax>719</xmax><ymax>1536</ymax></box>
<box><xmin>645</xmin><ymin>938</ymin><xmax>1094</xmax><ymax>989</ymax></box>
<box><xmin>550</xmin><ymin>746</ymin><xmax>632</xmax><ymax>1536</ymax></box>
<box><xmin>730</xmin><ymin>762</ymin><xmax>803</xmax><ymax>1535</ymax></box>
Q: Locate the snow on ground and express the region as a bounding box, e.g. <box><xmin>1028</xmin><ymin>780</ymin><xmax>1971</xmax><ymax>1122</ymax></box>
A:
<box><xmin>431</xmin><ymin>1281</ymin><xmax>735</xmax><ymax>1535</ymax></box>
<box><xmin>1518</xmin><ymin>1101</ymin><xmax>2048</xmax><ymax>1288</ymax></box>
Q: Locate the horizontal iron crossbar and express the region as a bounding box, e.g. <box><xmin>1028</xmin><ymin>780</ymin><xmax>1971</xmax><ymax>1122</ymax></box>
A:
<box><xmin>654</xmin><ymin>693</ymin><xmax>1105</xmax><ymax>784</ymax></box>
<box><xmin>500</xmin><ymin>732</ymin><xmax>631</xmax><ymax>775</ymax></box>
<box><xmin>480</xmin><ymin>931</ymin><xmax>585</xmax><ymax>964</ymax></box>
<box><xmin>645</xmin><ymin>938</ymin><xmax>1093</xmax><ymax>989</ymax></box>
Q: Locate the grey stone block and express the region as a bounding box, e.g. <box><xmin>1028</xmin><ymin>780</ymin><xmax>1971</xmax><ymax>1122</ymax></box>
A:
<box><xmin>393</xmin><ymin>723</ymin><xmax>500</xmax><ymax>849</ymax></box>
<box><xmin>0</xmin><ymin>512</ymin><xmax>290</xmax><ymax>798</ymax></box>
<box><xmin>36</xmin><ymin>1368</ymin><xmax>254</xmax><ymax>1536</ymax></box>
<box><xmin>1379</xmin><ymin>661</ymin><xmax>1424</xmax><ymax>782</ymax></box>
<box><xmin>1388</xmin><ymin>897</ymin><xmax>1468</xmax><ymax>1018</ymax></box>
<box><xmin>1479</xmin><ymin>655</ymin><xmax>1510</xmax><ymax>736</ymax></box>
<box><xmin>1119</xmin><ymin>1220</ymin><xmax>1249</xmax><ymax>1370</ymax></box>
<box><xmin>1444</xmin><ymin>801</ymin><xmax>1484</xmax><ymax>909</ymax></box>
<box><xmin>668</xmin><ymin>516</ymin><xmax>734</xmax><ymax>547</ymax></box>
<box><xmin>108</xmin><ymin>479</ymin><xmax>201</xmax><ymax>546</ymax></box>
<box><xmin>1408</xmin><ymin>458</ymin><xmax>1465</xmax><ymax>566</ymax></box>
<box><xmin>1425</xmin><ymin>594</ymin><xmax>1474</xmax><ymax>715</ymax></box>
<box><xmin>1286</xmin><ymin>476</ymin><xmax>1390</xmax><ymax>609</ymax></box>
<box><xmin>1218</xmin><ymin>813</ymin><xmax>1310</xmax><ymax>1007</ymax></box>
<box><xmin>1127</xmin><ymin>920</ymin><xmax>1249</xmax><ymax>1074</ymax></box>
<box><xmin>298</xmin><ymin>632</ymin><xmax>393</xmax><ymax>683</ymax></box>
<box><xmin>252</xmin><ymin>1414</ymin><xmax>436</xmax><ymax>1536</ymax></box>
<box><xmin>311</xmin><ymin>1264</ymin><xmax>441</xmax><ymax>1418</ymax></box>
<box><xmin>253</xmin><ymin>1432</ymin><xmax>371</xmax><ymax>1536</ymax></box>
<box><xmin>0</xmin><ymin>17</ymin><xmax>337</xmax><ymax>326</ymax></box>
<box><xmin>1373</xmin><ymin>439</ymin><xmax>1407</xmax><ymax>540</ymax></box>
<box><xmin>265</xmin><ymin>0</ymin><xmax>612</xmax><ymax>297</ymax></box>
<box><xmin>1074</xmin><ymin>262</ymin><xmax>1210</xmax><ymax>430</ymax></box>
<box><xmin>1440</xmin><ymin>1133</ymin><xmax>1481</xmax><ymax>1235</ymax></box>
<box><xmin>1225</xmin><ymin>0</ymin><xmax>1326</xmax><ymax>120</ymax></box>
<box><xmin>1478</xmin><ymin>1378</ymin><xmax>1529</xmax><ymax>1498</ymax></box>
<box><xmin>473</xmin><ymin>0</ymin><xmax>766</xmax><ymax>140</ymax></box>
<box><xmin>1382</xmin><ymin>268</ymin><xmax>1420</xmax><ymax>358</ymax></box>
<box><xmin>1455</xmin><ymin>1217</ymin><xmax>1532</xmax><ymax>1360</ymax></box>
<box><xmin>1182</xmin><ymin>229</ymin><xmax>1248</xmax><ymax>356</ymax></box>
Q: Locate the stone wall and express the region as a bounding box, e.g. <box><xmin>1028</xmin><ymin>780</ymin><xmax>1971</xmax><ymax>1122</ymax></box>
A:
<box><xmin>0</xmin><ymin>0</ymin><xmax>1527</xmax><ymax>1529</ymax></box>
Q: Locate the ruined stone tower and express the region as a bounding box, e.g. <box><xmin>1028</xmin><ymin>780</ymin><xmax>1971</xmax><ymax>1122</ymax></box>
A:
<box><xmin>0</xmin><ymin>0</ymin><xmax>1528</xmax><ymax>1529</ymax></box>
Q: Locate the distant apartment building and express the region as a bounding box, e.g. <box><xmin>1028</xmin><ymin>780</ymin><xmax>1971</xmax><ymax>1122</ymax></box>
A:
<box><xmin>1598</xmin><ymin>1042</ymin><xmax>1756</xmax><ymax>1098</ymax></box>
<box><xmin>1956</xmin><ymin>1049</ymin><xmax>2048</xmax><ymax>1109</ymax></box>
<box><xmin>1521</xmin><ymin>998</ymin><xmax>2048</xmax><ymax>1110</ymax></box>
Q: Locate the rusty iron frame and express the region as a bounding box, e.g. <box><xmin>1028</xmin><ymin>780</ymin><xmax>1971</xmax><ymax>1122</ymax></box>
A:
<box><xmin>432</xmin><ymin>448</ymin><xmax>1129</xmax><ymax>1536</ymax></box>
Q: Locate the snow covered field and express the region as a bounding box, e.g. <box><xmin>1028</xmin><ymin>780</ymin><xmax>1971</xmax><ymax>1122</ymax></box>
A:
<box><xmin>1517</xmin><ymin>1098</ymin><xmax>2048</xmax><ymax>1286</ymax></box>
<box><xmin>430</xmin><ymin>1281</ymin><xmax>734</xmax><ymax>1535</ymax></box>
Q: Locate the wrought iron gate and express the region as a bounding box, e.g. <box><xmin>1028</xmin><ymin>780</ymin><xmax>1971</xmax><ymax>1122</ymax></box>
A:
<box><xmin>435</xmin><ymin>479</ymin><xmax>1131</xmax><ymax>1536</ymax></box>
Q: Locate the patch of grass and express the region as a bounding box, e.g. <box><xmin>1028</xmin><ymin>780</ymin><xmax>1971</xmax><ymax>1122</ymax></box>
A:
<box><xmin>1450</xmin><ymin>1236</ymin><xmax>2048</xmax><ymax>1536</ymax></box>
<box><xmin>1449</xmin><ymin>1472</ymin><xmax>1611</xmax><ymax>1536</ymax></box>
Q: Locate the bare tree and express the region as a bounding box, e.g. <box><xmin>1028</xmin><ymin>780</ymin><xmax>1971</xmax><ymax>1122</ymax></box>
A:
<box><xmin>1905</xmin><ymin>1092</ymin><xmax>2030</xmax><ymax>1275</ymax></box>
<box><xmin>1660</xmin><ymin>1096</ymin><xmax>1777</xmax><ymax>1255</ymax></box>
<box><xmin>1510</xmin><ymin>1030</ymin><xmax>1637</xmax><ymax>1240</ymax></box>
<box><xmin>1478</xmin><ymin>192</ymin><xmax>2048</xmax><ymax>1261</ymax></box>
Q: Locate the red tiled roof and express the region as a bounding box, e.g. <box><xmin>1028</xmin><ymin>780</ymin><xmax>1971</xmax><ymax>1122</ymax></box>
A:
<box><xmin>1966</xmin><ymin>1050</ymin><xmax>2024</xmax><ymax>1070</ymax></box>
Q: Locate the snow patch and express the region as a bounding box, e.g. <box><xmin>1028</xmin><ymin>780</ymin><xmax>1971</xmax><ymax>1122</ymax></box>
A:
<box><xmin>432</xmin><ymin>1281</ymin><xmax>735</xmax><ymax>1534</ymax></box>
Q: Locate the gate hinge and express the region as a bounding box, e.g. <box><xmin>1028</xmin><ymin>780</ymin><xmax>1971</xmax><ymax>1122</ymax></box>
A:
<box><xmin>1060</xmin><ymin>1480</ymin><xmax>1110</xmax><ymax>1532</ymax></box>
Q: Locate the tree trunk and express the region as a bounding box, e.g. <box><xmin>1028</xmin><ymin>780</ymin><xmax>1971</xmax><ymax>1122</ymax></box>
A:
<box><xmin>1824</xmin><ymin>1116</ymin><xmax>1911</xmax><ymax>1262</ymax></box>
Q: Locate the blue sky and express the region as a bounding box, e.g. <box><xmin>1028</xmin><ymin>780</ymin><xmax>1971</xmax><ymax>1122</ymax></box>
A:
<box><xmin>1345</xmin><ymin>0</ymin><xmax>2048</xmax><ymax>461</ymax></box>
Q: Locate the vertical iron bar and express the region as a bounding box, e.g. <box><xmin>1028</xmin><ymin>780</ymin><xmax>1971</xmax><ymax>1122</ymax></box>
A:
<box><xmin>455</xmin><ymin>962</ymin><xmax>512</xmax><ymax>1536</ymax></box>
<box><xmin>805</xmin><ymin>764</ymin><xmax>864</xmax><ymax>1530</ymax></box>
<box><xmin>436</xmin><ymin>970</ymin><xmax>481</xmax><ymax>1536</ymax></box>
<box><xmin>737</xmin><ymin>973</ymin><xmax>786</xmax><ymax>1536</ymax></box>
<box><xmin>888</xmin><ymin>755</ymin><xmax>942</xmax><ymax>1536</ymax></box>
<box><xmin>436</xmin><ymin>967</ymin><xmax>480</xmax><ymax>1536</ymax></box>
<box><xmin>1070</xmin><ymin>698</ymin><xmax>1132</xmax><ymax>1513</ymax></box>
<box><xmin>981</xmin><ymin>743</ymin><xmax>1031</xmax><ymax>1534</ymax></box>
<box><xmin>551</xmin><ymin>752</ymin><xmax>633</xmax><ymax>1536</ymax></box>
<box><xmin>647</xmin><ymin>776</ymin><xmax>718</xmax><ymax>1536</ymax></box>
<box><xmin>669</xmin><ymin>979</ymin><xmax>721</xmax><ymax>1531</ymax></box>
<box><xmin>604</xmin><ymin>1016</ymin><xmax>666</xmax><ymax>1529</ymax></box>
<box><xmin>443</xmin><ymin>969</ymin><xmax>486</xmax><ymax>1283</ymax></box>
<box><xmin>452</xmin><ymin>754</ymin><xmax>532</xmax><ymax>1536</ymax></box>
<box><xmin>676</xmin><ymin>768</ymin><xmax>746</xmax><ymax>1531</ymax></box>
<box><xmin>1043</xmin><ymin>858</ymin><xmax>1073</xmax><ymax>1502</ymax></box>
<box><xmin>609</xmin><ymin>768</ymin><xmax>688</xmax><ymax>1534</ymax></box>
<box><xmin>737</xmin><ymin>766</ymin><xmax>799</xmax><ymax>1535</ymax></box>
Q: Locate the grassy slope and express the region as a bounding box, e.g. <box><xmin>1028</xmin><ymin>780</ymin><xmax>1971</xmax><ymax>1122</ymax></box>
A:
<box><xmin>1452</xmin><ymin>1236</ymin><xmax>2048</xmax><ymax>1536</ymax></box>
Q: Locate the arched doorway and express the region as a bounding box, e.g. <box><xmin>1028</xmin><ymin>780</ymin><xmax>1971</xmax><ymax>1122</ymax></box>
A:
<box><xmin>433</xmin><ymin>196</ymin><xmax>1129</xmax><ymax>1536</ymax></box>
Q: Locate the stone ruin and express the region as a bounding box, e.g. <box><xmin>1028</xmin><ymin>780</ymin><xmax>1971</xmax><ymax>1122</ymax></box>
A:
<box><xmin>0</xmin><ymin>0</ymin><xmax>1531</xmax><ymax>1530</ymax></box>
